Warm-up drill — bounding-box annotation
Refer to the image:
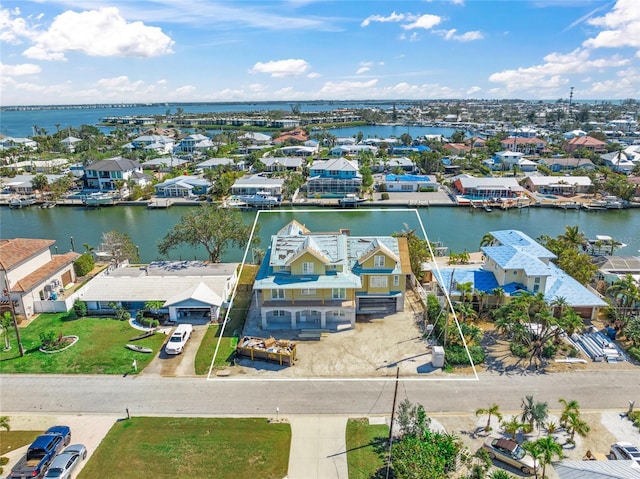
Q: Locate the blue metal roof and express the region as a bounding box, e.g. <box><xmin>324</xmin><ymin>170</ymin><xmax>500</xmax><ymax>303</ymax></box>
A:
<box><xmin>482</xmin><ymin>245</ymin><xmax>552</xmax><ymax>276</ymax></box>
<box><xmin>434</xmin><ymin>269</ymin><xmax>499</xmax><ymax>294</ymax></box>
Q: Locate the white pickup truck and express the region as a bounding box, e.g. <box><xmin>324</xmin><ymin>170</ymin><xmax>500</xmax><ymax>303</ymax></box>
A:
<box><xmin>165</xmin><ymin>324</ymin><xmax>193</xmax><ymax>355</ymax></box>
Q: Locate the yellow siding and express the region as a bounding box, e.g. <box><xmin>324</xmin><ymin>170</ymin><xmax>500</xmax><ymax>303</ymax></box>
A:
<box><xmin>290</xmin><ymin>251</ymin><xmax>326</xmax><ymax>275</ymax></box>
<box><xmin>361</xmin><ymin>252</ymin><xmax>395</xmax><ymax>270</ymax></box>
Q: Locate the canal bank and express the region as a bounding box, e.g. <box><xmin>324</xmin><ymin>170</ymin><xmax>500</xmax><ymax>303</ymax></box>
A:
<box><xmin>3</xmin><ymin>202</ymin><xmax>638</xmax><ymax>263</ymax></box>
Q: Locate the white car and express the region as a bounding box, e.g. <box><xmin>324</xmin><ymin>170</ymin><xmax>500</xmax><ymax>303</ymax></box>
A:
<box><xmin>610</xmin><ymin>442</ymin><xmax>640</xmax><ymax>465</ymax></box>
<box><xmin>165</xmin><ymin>324</ymin><xmax>193</xmax><ymax>355</ymax></box>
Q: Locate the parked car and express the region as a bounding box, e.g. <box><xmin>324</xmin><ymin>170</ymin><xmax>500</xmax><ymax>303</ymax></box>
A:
<box><xmin>46</xmin><ymin>426</ymin><xmax>71</xmax><ymax>446</ymax></box>
<box><xmin>481</xmin><ymin>436</ymin><xmax>537</xmax><ymax>475</ymax></box>
<box><xmin>63</xmin><ymin>444</ymin><xmax>87</xmax><ymax>460</ymax></box>
<box><xmin>610</xmin><ymin>442</ymin><xmax>640</xmax><ymax>465</ymax></box>
<box><xmin>9</xmin><ymin>429</ymin><xmax>69</xmax><ymax>479</ymax></box>
<box><xmin>165</xmin><ymin>323</ymin><xmax>193</xmax><ymax>355</ymax></box>
<box><xmin>43</xmin><ymin>452</ymin><xmax>80</xmax><ymax>479</ymax></box>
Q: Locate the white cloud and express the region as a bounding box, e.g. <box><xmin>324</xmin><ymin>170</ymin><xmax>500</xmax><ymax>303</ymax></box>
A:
<box><xmin>319</xmin><ymin>79</ymin><xmax>379</xmax><ymax>97</ymax></box>
<box><xmin>466</xmin><ymin>86</ymin><xmax>482</xmax><ymax>95</ymax></box>
<box><xmin>361</xmin><ymin>11</ymin><xmax>405</xmax><ymax>27</ymax></box>
<box><xmin>0</xmin><ymin>8</ymin><xmax>31</xmax><ymax>44</ymax></box>
<box><xmin>435</xmin><ymin>29</ymin><xmax>484</xmax><ymax>41</ymax></box>
<box><xmin>356</xmin><ymin>67</ymin><xmax>370</xmax><ymax>74</ymax></box>
<box><xmin>0</xmin><ymin>62</ymin><xmax>41</xmax><ymax>76</ymax></box>
<box><xmin>175</xmin><ymin>85</ymin><xmax>196</xmax><ymax>95</ymax></box>
<box><xmin>95</xmin><ymin>76</ymin><xmax>145</xmax><ymax>92</ymax></box>
<box><xmin>249</xmin><ymin>59</ymin><xmax>310</xmax><ymax>77</ymax></box>
<box><xmin>402</xmin><ymin>14</ymin><xmax>442</xmax><ymax>30</ymax></box>
<box><xmin>307</xmin><ymin>72</ymin><xmax>321</xmax><ymax>79</ymax></box>
<box><xmin>583</xmin><ymin>0</ymin><xmax>640</xmax><ymax>51</ymax></box>
<box><xmin>489</xmin><ymin>48</ymin><xmax>629</xmax><ymax>94</ymax></box>
<box><xmin>21</xmin><ymin>7</ymin><xmax>174</xmax><ymax>61</ymax></box>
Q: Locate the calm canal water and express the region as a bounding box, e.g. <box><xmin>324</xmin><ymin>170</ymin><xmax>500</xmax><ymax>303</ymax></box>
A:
<box><xmin>2</xmin><ymin>206</ymin><xmax>638</xmax><ymax>263</ymax></box>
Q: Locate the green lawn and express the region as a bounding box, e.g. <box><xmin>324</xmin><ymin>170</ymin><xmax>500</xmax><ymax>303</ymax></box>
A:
<box><xmin>0</xmin><ymin>431</ymin><xmax>40</xmax><ymax>454</ymax></box>
<box><xmin>0</xmin><ymin>313</ymin><xmax>166</xmax><ymax>374</ymax></box>
<box><xmin>346</xmin><ymin>418</ymin><xmax>389</xmax><ymax>479</ymax></box>
<box><xmin>194</xmin><ymin>265</ymin><xmax>257</xmax><ymax>375</ymax></box>
<box><xmin>78</xmin><ymin>417</ymin><xmax>291</xmax><ymax>479</ymax></box>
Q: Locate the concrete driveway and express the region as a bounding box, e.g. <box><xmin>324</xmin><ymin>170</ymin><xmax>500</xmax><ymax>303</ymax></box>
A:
<box><xmin>139</xmin><ymin>325</ymin><xmax>208</xmax><ymax>377</ymax></box>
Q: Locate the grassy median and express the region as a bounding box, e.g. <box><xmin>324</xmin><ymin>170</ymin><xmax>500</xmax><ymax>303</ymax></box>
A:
<box><xmin>78</xmin><ymin>417</ymin><xmax>290</xmax><ymax>479</ymax></box>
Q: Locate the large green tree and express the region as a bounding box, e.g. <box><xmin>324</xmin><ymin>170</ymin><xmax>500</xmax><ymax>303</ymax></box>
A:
<box><xmin>99</xmin><ymin>230</ymin><xmax>140</xmax><ymax>264</ymax></box>
<box><xmin>158</xmin><ymin>205</ymin><xmax>259</xmax><ymax>262</ymax></box>
<box><xmin>392</xmin><ymin>227</ymin><xmax>430</xmax><ymax>279</ymax></box>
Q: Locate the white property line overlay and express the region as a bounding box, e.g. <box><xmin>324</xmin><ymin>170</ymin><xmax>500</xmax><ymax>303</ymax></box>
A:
<box><xmin>207</xmin><ymin>207</ymin><xmax>479</xmax><ymax>381</ymax></box>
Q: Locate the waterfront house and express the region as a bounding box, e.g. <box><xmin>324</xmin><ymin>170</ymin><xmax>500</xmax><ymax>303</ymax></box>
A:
<box><xmin>252</xmin><ymin>221</ymin><xmax>411</xmax><ymax>330</ymax></box>
<box><xmin>305</xmin><ymin>158</ymin><xmax>362</xmax><ymax>196</ymax></box>
<box><xmin>273</xmin><ymin>129</ymin><xmax>308</xmax><ymax>145</ymax></box>
<box><xmin>84</xmin><ymin>157</ymin><xmax>143</xmax><ymax>191</ymax></box>
<box><xmin>444</xmin><ymin>143</ymin><xmax>471</xmax><ymax>156</ymax></box>
<box><xmin>174</xmin><ymin>134</ymin><xmax>214</xmax><ymax>154</ymax></box>
<box><xmin>601</xmin><ymin>152</ymin><xmax>635</xmax><ymax>174</ymax></box>
<box><xmin>0</xmin><ymin>238</ymin><xmax>80</xmax><ymax>319</ymax></box>
<box><xmin>196</xmin><ymin>157</ymin><xmax>244</xmax><ymax>171</ymax></box>
<box><xmin>261</xmin><ymin>157</ymin><xmax>304</xmax><ymax>172</ymax></box>
<box><xmin>60</xmin><ymin>136</ymin><xmax>82</xmax><ymax>152</ymax></box>
<box><xmin>230</xmin><ymin>174</ymin><xmax>284</xmax><ymax>197</ymax></box>
<box><xmin>380</xmin><ymin>174</ymin><xmax>438</xmax><ymax>192</ymax></box>
<box><xmin>493</xmin><ymin>151</ymin><xmax>538</xmax><ymax>172</ymax></box>
<box><xmin>141</xmin><ymin>157</ymin><xmax>189</xmax><ymax>172</ymax></box>
<box><xmin>451</xmin><ymin>175</ymin><xmax>524</xmax><ymax>199</ymax></box>
<box><xmin>154</xmin><ymin>176</ymin><xmax>211</xmax><ymax>197</ymax></box>
<box><xmin>329</xmin><ymin>144</ymin><xmax>378</xmax><ymax>157</ymax></box>
<box><xmin>0</xmin><ymin>137</ymin><xmax>37</xmax><ymax>151</ymax></box>
<box><xmin>563</xmin><ymin>136</ymin><xmax>607</xmax><ymax>154</ymax></box>
<box><xmin>430</xmin><ymin>230</ymin><xmax>607</xmax><ymax>319</ymax></box>
<box><xmin>595</xmin><ymin>256</ymin><xmax>640</xmax><ymax>288</ymax></box>
<box><xmin>524</xmin><ymin>176</ymin><xmax>592</xmax><ymax>195</ymax></box>
<box><xmin>372</xmin><ymin>157</ymin><xmax>416</xmax><ymax>173</ymax></box>
<box><xmin>2</xmin><ymin>174</ymin><xmax>68</xmax><ymax>194</ymax></box>
<box><xmin>500</xmin><ymin>137</ymin><xmax>547</xmax><ymax>155</ymax></box>
<box><xmin>239</xmin><ymin>132</ymin><xmax>273</xmax><ymax>145</ymax></box>
<box><xmin>81</xmin><ymin>261</ymin><xmax>239</xmax><ymax>323</ymax></box>
<box><xmin>538</xmin><ymin>157</ymin><xmax>595</xmax><ymax>172</ymax></box>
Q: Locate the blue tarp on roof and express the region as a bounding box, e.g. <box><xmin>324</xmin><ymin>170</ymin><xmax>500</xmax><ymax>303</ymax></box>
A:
<box><xmin>434</xmin><ymin>269</ymin><xmax>499</xmax><ymax>294</ymax></box>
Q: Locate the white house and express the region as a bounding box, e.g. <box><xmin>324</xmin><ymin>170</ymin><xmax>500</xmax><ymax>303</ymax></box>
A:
<box><xmin>84</xmin><ymin>157</ymin><xmax>143</xmax><ymax>191</ymax></box>
<box><xmin>0</xmin><ymin>238</ymin><xmax>80</xmax><ymax>319</ymax></box>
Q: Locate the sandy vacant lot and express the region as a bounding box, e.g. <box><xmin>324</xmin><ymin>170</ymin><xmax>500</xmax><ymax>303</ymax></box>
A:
<box><xmin>231</xmin><ymin>289</ymin><xmax>444</xmax><ymax>378</ymax></box>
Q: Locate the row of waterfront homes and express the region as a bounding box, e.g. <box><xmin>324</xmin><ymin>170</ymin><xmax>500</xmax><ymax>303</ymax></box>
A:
<box><xmin>1</xmin><ymin>221</ymin><xmax>617</xmax><ymax>330</ymax></box>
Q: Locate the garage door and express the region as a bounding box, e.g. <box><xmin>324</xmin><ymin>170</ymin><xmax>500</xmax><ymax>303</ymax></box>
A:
<box><xmin>358</xmin><ymin>297</ymin><xmax>397</xmax><ymax>314</ymax></box>
<box><xmin>61</xmin><ymin>270</ymin><xmax>72</xmax><ymax>286</ymax></box>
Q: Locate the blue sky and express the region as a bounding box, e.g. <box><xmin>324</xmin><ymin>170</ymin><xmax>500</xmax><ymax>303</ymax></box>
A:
<box><xmin>1</xmin><ymin>0</ymin><xmax>638</xmax><ymax>105</ymax></box>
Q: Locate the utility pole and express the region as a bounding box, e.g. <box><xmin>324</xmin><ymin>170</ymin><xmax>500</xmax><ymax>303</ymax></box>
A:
<box><xmin>385</xmin><ymin>367</ymin><xmax>400</xmax><ymax>479</ymax></box>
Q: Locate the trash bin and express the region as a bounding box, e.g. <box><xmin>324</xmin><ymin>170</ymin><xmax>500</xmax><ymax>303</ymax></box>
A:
<box><xmin>431</xmin><ymin>346</ymin><xmax>445</xmax><ymax>368</ymax></box>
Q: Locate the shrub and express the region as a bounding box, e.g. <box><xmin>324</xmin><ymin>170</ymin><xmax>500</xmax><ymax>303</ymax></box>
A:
<box><xmin>542</xmin><ymin>341</ymin><xmax>557</xmax><ymax>358</ymax></box>
<box><xmin>445</xmin><ymin>344</ymin><xmax>485</xmax><ymax>365</ymax></box>
<box><xmin>138</xmin><ymin>317</ymin><xmax>159</xmax><ymax>328</ymax></box>
<box><xmin>73</xmin><ymin>253</ymin><xmax>95</xmax><ymax>277</ymax></box>
<box><xmin>628</xmin><ymin>346</ymin><xmax>640</xmax><ymax>363</ymax></box>
<box><xmin>73</xmin><ymin>300</ymin><xmax>88</xmax><ymax>317</ymax></box>
<box><xmin>381</xmin><ymin>192</ymin><xmax>389</xmax><ymax>200</ymax></box>
<box><xmin>510</xmin><ymin>342</ymin><xmax>528</xmax><ymax>358</ymax></box>
<box><xmin>629</xmin><ymin>411</ymin><xmax>640</xmax><ymax>429</ymax></box>
<box><xmin>39</xmin><ymin>331</ymin><xmax>57</xmax><ymax>348</ymax></box>
<box><xmin>0</xmin><ymin>456</ymin><xmax>9</xmax><ymax>465</ymax></box>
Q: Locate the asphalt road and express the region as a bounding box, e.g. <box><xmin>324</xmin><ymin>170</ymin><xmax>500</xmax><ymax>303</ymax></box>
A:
<box><xmin>1</xmin><ymin>370</ymin><xmax>638</xmax><ymax>417</ymax></box>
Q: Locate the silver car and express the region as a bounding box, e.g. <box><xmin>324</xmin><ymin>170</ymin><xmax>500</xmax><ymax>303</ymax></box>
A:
<box><xmin>44</xmin><ymin>452</ymin><xmax>80</xmax><ymax>479</ymax></box>
<box><xmin>482</xmin><ymin>436</ymin><xmax>537</xmax><ymax>475</ymax></box>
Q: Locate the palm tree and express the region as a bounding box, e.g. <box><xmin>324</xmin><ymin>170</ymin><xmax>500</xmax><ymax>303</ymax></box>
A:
<box><xmin>558</xmin><ymin>225</ymin><xmax>586</xmax><ymax>250</ymax></box>
<box><xmin>454</xmin><ymin>302</ymin><xmax>477</xmax><ymax>323</ymax></box>
<box><xmin>501</xmin><ymin>416</ymin><xmax>524</xmax><ymax>440</ymax></box>
<box><xmin>479</xmin><ymin>233</ymin><xmax>495</xmax><ymax>248</ymax></box>
<box><xmin>521</xmin><ymin>396</ymin><xmax>548</xmax><ymax>433</ymax></box>
<box><xmin>476</xmin><ymin>403</ymin><xmax>503</xmax><ymax>432</ymax></box>
<box><xmin>558</xmin><ymin>398</ymin><xmax>580</xmax><ymax>429</ymax></box>
<box><xmin>492</xmin><ymin>287</ymin><xmax>506</xmax><ymax>307</ymax></box>
<box><xmin>565</xmin><ymin>411</ymin><xmax>590</xmax><ymax>442</ymax></box>
<box><xmin>531</xmin><ymin>436</ymin><xmax>563</xmax><ymax>479</ymax></box>
<box><xmin>607</xmin><ymin>274</ymin><xmax>640</xmax><ymax>319</ymax></box>
<box><xmin>0</xmin><ymin>415</ymin><xmax>10</xmax><ymax>431</ymax></box>
<box><xmin>458</xmin><ymin>281</ymin><xmax>473</xmax><ymax>304</ymax></box>
<box><xmin>550</xmin><ymin>296</ymin><xmax>568</xmax><ymax>319</ymax></box>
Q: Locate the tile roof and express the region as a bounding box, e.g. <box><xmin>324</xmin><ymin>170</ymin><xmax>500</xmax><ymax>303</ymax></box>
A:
<box><xmin>0</xmin><ymin>239</ymin><xmax>55</xmax><ymax>270</ymax></box>
<box><xmin>13</xmin><ymin>252</ymin><xmax>80</xmax><ymax>292</ymax></box>
<box><xmin>86</xmin><ymin>157</ymin><xmax>141</xmax><ymax>172</ymax></box>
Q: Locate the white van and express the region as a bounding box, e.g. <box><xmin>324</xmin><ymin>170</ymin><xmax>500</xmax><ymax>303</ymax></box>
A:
<box><xmin>165</xmin><ymin>324</ymin><xmax>193</xmax><ymax>355</ymax></box>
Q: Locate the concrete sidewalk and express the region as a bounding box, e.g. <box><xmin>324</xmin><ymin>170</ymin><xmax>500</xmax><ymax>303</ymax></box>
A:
<box><xmin>287</xmin><ymin>415</ymin><xmax>349</xmax><ymax>479</ymax></box>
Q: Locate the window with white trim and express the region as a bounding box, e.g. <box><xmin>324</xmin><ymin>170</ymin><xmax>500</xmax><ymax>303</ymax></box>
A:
<box><xmin>272</xmin><ymin>310</ymin><xmax>286</xmax><ymax>317</ymax></box>
<box><xmin>302</xmin><ymin>262</ymin><xmax>314</xmax><ymax>274</ymax></box>
<box><xmin>332</xmin><ymin>288</ymin><xmax>346</xmax><ymax>299</ymax></box>
<box><xmin>300</xmin><ymin>288</ymin><xmax>316</xmax><ymax>295</ymax></box>
<box><xmin>393</xmin><ymin>275</ymin><xmax>400</xmax><ymax>287</ymax></box>
<box><xmin>271</xmin><ymin>289</ymin><xmax>285</xmax><ymax>300</ymax></box>
<box><xmin>370</xmin><ymin>276</ymin><xmax>388</xmax><ymax>288</ymax></box>
<box><xmin>374</xmin><ymin>255</ymin><xmax>385</xmax><ymax>267</ymax></box>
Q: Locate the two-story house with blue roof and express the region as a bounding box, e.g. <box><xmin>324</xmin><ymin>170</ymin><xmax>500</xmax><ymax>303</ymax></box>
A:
<box><xmin>252</xmin><ymin>221</ymin><xmax>411</xmax><ymax>331</ymax></box>
<box><xmin>432</xmin><ymin>230</ymin><xmax>607</xmax><ymax>319</ymax></box>
<box><xmin>305</xmin><ymin>158</ymin><xmax>362</xmax><ymax>197</ymax></box>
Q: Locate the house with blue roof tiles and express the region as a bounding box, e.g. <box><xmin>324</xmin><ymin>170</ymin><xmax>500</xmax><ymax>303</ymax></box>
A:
<box><xmin>252</xmin><ymin>220</ymin><xmax>411</xmax><ymax>330</ymax></box>
<box><xmin>432</xmin><ymin>230</ymin><xmax>607</xmax><ymax>319</ymax></box>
